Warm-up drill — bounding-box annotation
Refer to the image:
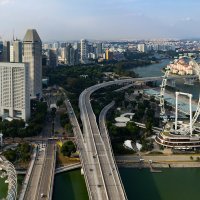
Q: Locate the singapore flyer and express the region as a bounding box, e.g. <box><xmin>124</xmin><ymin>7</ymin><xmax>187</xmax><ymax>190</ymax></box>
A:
<box><xmin>156</xmin><ymin>56</ymin><xmax>200</xmax><ymax>149</ymax></box>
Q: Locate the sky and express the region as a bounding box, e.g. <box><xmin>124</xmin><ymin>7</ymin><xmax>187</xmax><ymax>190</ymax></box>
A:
<box><xmin>1</xmin><ymin>0</ymin><xmax>200</xmax><ymax>41</ymax></box>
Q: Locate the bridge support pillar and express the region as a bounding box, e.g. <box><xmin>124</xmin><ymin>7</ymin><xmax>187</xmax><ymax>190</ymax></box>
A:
<box><xmin>81</xmin><ymin>168</ymin><xmax>84</xmax><ymax>175</ymax></box>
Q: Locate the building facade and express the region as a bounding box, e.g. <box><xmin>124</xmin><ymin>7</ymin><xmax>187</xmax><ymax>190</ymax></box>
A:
<box><xmin>80</xmin><ymin>39</ymin><xmax>88</xmax><ymax>64</ymax></box>
<box><xmin>10</xmin><ymin>40</ymin><xmax>22</xmax><ymax>63</ymax></box>
<box><xmin>105</xmin><ymin>49</ymin><xmax>113</xmax><ymax>60</ymax></box>
<box><xmin>23</xmin><ymin>29</ymin><xmax>42</xmax><ymax>98</ymax></box>
<box><xmin>0</xmin><ymin>62</ymin><xmax>30</xmax><ymax>121</ymax></box>
<box><xmin>2</xmin><ymin>41</ymin><xmax>10</xmax><ymax>62</ymax></box>
<box><xmin>49</xmin><ymin>48</ymin><xmax>58</xmax><ymax>68</ymax></box>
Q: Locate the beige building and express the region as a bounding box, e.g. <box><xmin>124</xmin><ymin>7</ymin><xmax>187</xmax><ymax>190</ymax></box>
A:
<box><xmin>0</xmin><ymin>62</ymin><xmax>30</xmax><ymax>121</ymax></box>
<box><xmin>10</xmin><ymin>40</ymin><xmax>22</xmax><ymax>63</ymax></box>
<box><xmin>23</xmin><ymin>29</ymin><xmax>42</xmax><ymax>98</ymax></box>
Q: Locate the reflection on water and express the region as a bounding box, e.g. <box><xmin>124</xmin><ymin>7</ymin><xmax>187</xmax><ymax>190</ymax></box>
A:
<box><xmin>120</xmin><ymin>168</ymin><xmax>200</xmax><ymax>200</ymax></box>
<box><xmin>53</xmin><ymin>170</ymin><xmax>88</xmax><ymax>200</ymax></box>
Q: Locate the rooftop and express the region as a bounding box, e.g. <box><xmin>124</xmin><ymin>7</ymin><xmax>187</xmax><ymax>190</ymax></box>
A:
<box><xmin>23</xmin><ymin>29</ymin><xmax>41</xmax><ymax>43</ymax></box>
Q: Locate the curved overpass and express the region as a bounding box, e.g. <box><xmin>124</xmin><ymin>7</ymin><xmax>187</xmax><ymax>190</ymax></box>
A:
<box><xmin>79</xmin><ymin>77</ymin><xmax>165</xmax><ymax>200</ymax></box>
<box><xmin>79</xmin><ymin>75</ymin><xmax>193</xmax><ymax>199</ymax></box>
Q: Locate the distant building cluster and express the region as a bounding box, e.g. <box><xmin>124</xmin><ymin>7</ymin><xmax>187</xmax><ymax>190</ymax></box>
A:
<box><xmin>0</xmin><ymin>29</ymin><xmax>42</xmax><ymax>121</ymax></box>
<box><xmin>42</xmin><ymin>39</ymin><xmax>105</xmax><ymax>67</ymax></box>
<box><xmin>1</xmin><ymin>35</ymin><xmax>200</xmax><ymax>123</ymax></box>
<box><xmin>42</xmin><ymin>39</ymin><xmax>128</xmax><ymax>68</ymax></box>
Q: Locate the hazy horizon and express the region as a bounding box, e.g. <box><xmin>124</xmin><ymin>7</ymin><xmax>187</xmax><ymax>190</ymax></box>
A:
<box><xmin>1</xmin><ymin>0</ymin><xmax>200</xmax><ymax>41</ymax></box>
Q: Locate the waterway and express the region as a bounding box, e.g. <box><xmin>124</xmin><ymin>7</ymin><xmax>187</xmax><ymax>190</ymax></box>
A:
<box><xmin>52</xmin><ymin>167</ymin><xmax>200</xmax><ymax>200</ymax></box>
<box><xmin>130</xmin><ymin>59</ymin><xmax>200</xmax><ymax>99</ymax></box>
<box><xmin>120</xmin><ymin>168</ymin><xmax>200</xmax><ymax>200</ymax></box>
<box><xmin>53</xmin><ymin>170</ymin><xmax>88</xmax><ymax>200</ymax></box>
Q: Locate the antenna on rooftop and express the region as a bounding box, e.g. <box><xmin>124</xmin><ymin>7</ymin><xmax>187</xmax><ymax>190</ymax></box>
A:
<box><xmin>12</xmin><ymin>28</ymin><xmax>15</xmax><ymax>41</ymax></box>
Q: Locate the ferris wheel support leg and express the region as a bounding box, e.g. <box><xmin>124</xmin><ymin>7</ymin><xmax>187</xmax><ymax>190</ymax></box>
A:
<box><xmin>189</xmin><ymin>94</ymin><xmax>193</xmax><ymax>136</ymax></box>
<box><xmin>175</xmin><ymin>92</ymin><xmax>179</xmax><ymax>133</ymax></box>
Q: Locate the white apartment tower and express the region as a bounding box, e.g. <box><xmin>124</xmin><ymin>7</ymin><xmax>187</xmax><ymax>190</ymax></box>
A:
<box><xmin>80</xmin><ymin>39</ymin><xmax>88</xmax><ymax>64</ymax></box>
<box><xmin>138</xmin><ymin>44</ymin><xmax>147</xmax><ymax>53</ymax></box>
<box><xmin>0</xmin><ymin>63</ymin><xmax>30</xmax><ymax>121</ymax></box>
<box><xmin>23</xmin><ymin>29</ymin><xmax>42</xmax><ymax>98</ymax></box>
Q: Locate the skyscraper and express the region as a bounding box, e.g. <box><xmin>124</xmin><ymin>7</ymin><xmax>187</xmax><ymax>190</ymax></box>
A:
<box><xmin>49</xmin><ymin>48</ymin><xmax>58</xmax><ymax>68</ymax></box>
<box><xmin>23</xmin><ymin>29</ymin><xmax>42</xmax><ymax>98</ymax></box>
<box><xmin>10</xmin><ymin>39</ymin><xmax>22</xmax><ymax>63</ymax></box>
<box><xmin>80</xmin><ymin>39</ymin><xmax>88</xmax><ymax>64</ymax></box>
<box><xmin>0</xmin><ymin>62</ymin><xmax>30</xmax><ymax>121</ymax></box>
<box><xmin>96</xmin><ymin>43</ymin><xmax>103</xmax><ymax>58</ymax></box>
<box><xmin>0</xmin><ymin>41</ymin><xmax>3</xmax><ymax>62</ymax></box>
<box><xmin>2</xmin><ymin>41</ymin><xmax>10</xmax><ymax>62</ymax></box>
<box><xmin>105</xmin><ymin>49</ymin><xmax>113</xmax><ymax>61</ymax></box>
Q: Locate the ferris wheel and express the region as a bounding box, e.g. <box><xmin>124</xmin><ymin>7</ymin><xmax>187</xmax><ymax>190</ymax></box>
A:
<box><xmin>159</xmin><ymin>57</ymin><xmax>200</xmax><ymax>133</ymax></box>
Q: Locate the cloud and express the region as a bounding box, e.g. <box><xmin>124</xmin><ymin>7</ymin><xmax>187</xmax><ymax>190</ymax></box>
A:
<box><xmin>181</xmin><ymin>17</ymin><xmax>193</xmax><ymax>22</ymax></box>
<box><xmin>0</xmin><ymin>0</ymin><xmax>13</xmax><ymax>5</ymax></box>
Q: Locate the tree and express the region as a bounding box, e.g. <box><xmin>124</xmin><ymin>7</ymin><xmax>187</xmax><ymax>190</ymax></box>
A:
<box><xmin>61</xmin><ymin>141</ymin><xmax>76</xmax><ymax>157</ymax></box>
<box><xmin>3</xmin><ymin>149</ymin><xmax>17</xmax><ymax>162</ymax></box>
<box><xmin>56</xmin><ymin>99</ymin><xmax>64</xmax><ymax>107</ymax></box>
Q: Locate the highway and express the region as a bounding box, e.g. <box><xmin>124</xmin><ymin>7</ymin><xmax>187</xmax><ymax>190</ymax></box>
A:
<box><xmin>36</xmin><ymin>141</ymin><xmax>56</xmax><ymax>200</ymax></box>
<box><xmin>23</xmin><ymin>146</ymin><xmax>45</xmax><ymax>200</ymax></box>
<box><xmin>78</xmin><ymin>76</ymin><xmax>175</xmax><ymax>199</ymax></box>
<box><xmin>99</xmin><ymin>101</ymin><xmax>128</xmax><ymax>199</ymax></box>
<box><xmin>65</xmin><ymin>99</ymin><xmax>106</xmax><ymax>199</ymax></box>
<box><xmin>66</xmin><ymin>75</ymin><xmax>190</xmax><ymax>200</ymax></box>
<box><xmin>79</xmin><ymin>84</ymin><xmax>129</xmax><ymax>200</ymax></box>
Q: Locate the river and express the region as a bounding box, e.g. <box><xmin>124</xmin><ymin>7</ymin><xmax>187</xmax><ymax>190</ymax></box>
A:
<box><xmin>130</xmin><ymin>59</ymin><xmax>200</xmax><ymax>99</ymax></box>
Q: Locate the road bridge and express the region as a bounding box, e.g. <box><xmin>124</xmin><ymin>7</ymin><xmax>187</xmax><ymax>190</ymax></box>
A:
<box><xmin>36</xmin><ymin>141</ymin><xmax>56</xmax><ymax>200</ymax></box>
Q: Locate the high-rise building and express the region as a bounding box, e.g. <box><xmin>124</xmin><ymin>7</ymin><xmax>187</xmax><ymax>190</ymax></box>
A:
<box><xmin>23</xmin><ymin>29</ymin><xmax>42</xmax><ymax>98</ymax></box>
<box><xmin>96</xmin><ymin>43</ymin><xmax>103</xmax><ymax>58</ymax></box>
<box><xmin>69</xmin><ymin>45</ymin><xmax>75</xmax><ymax>66</ymax></box>
<box><xmin>2</xmin><ymin>41</ymin><xmax>10</xmax><ymax>62</ymax></box>
<box><xmin>10</xmin><ymin>39</ymin><xmax>22</xmax><ymax>63</ymax></box>
<box><xmin>80</xmin><ymin>39</ymin><xmax>88</xmax><ymax>63</ymax></box>
<box><xmin>48</xmin><ymin>48</ymin><xmax>58</xmax><ymax>68</ymax></box>
<box><xmin>105</xmin><ymin>49</ymin><xmax>113</xmax><ymax>60</ymax></box>
<box><xmin>137</xmin><ymin>44</ymin><xmax>147</xmax><ymax>53</ymax></box>
<box><xmin>0</xmin><ymin>41</ymin><xmax>3</xmax><ymax>61</ymax></box>
<box><xmin>0</xmin><ymin>62</ymin><xmax>30</xmax><ymax>121</ymax></box>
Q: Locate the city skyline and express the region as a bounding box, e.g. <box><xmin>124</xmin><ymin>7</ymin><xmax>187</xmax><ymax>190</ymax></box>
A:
<box><xmin>1</xmin><ymin>0</ymin><xmax>200</xmax><ymax>41</ymax></box>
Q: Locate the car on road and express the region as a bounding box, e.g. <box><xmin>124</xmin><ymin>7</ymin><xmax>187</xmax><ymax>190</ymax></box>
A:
<box><xmin>41</xmin><ymin>193</ymin><xmax>46</xmax><ymax>198</ymax></box>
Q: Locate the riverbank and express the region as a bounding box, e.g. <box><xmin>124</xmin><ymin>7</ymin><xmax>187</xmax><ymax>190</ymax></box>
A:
<box><xmin>116</xmin><ymin>154</ymin><xmax>200</xmax><ymax>168</ymax></box>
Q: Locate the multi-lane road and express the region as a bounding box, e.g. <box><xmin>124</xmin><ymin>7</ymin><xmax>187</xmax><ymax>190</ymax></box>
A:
<box><xmin>36</xmin><ymin>141</ymin><xmax>56</xmax><ymax>200</ymax></box>
<box><xmin>78</xmin><ymin>76</ymin><xmax>180</xmax><ymax>199</ymax></box>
